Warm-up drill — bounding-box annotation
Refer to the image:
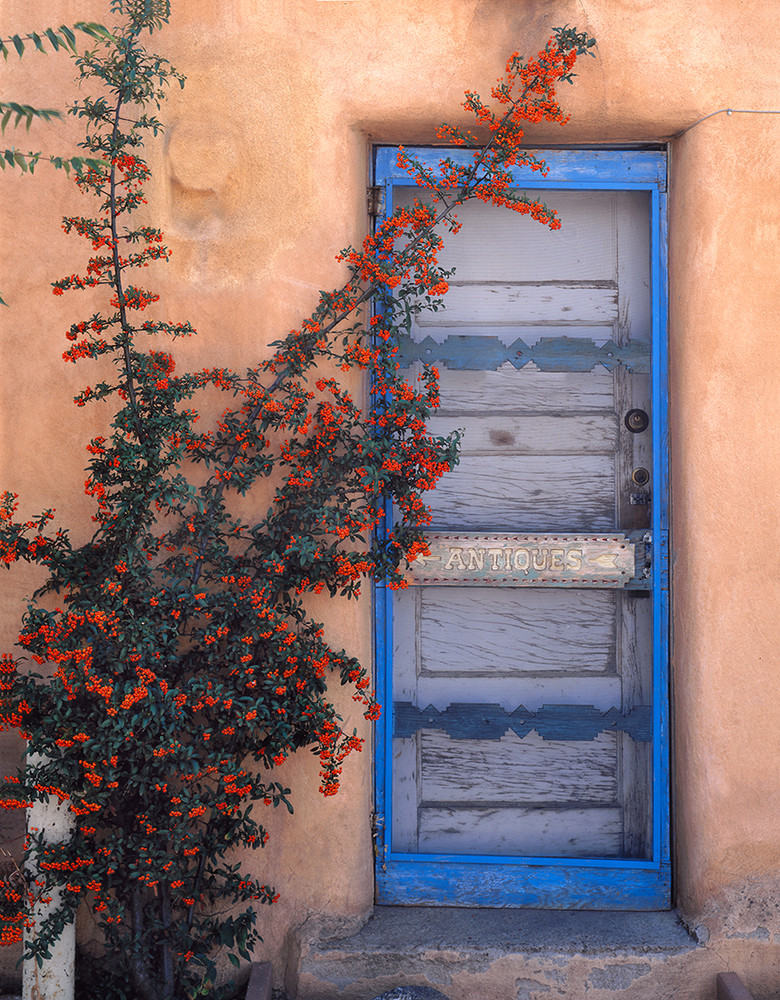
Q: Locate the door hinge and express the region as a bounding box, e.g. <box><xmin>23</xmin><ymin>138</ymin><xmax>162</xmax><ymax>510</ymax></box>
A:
<box><xmin>637</xmin><ymin>530</ymin><xmax>669</xmax><ymax>590</ymax></box>
<box><xmin>371</xmin><ymin>811</ymin><xmax>386</xmax><ymax>869</ymax></box>
<box><xmin>367</xmin><ymin>185</ymin><xmax>385</xmax><ymax>218</ymax></box>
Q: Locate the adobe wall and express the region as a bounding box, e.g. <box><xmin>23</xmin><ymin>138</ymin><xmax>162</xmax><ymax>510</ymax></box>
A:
<box><xmin>2</xmin><ymin>1</ymin><xmax>779</xmax><ymax>996</ymax></box>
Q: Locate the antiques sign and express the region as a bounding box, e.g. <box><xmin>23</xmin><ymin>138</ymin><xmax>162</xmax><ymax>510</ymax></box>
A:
<box><xmin>403</xmin><ymin>533</ymin><xmax>644</xmax><ymax>588</ymax></box>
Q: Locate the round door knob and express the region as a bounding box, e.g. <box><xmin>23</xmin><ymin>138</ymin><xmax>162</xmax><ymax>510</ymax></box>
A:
<box><xmin>625</xmin><ymin>408</ymin><xmax>650</xmax><ymax>433</ymax></box>
<box><xmin>632</xmin><ymin>467</ymin><xmax>650</xmax><ymax>487</ymax></box>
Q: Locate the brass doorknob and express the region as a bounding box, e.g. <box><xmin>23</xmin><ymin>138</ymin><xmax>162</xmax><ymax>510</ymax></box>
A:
<box><xmin>625</xmin><ymin>408</ymin><xmax>650</xmax><ymax>433</ymax></box>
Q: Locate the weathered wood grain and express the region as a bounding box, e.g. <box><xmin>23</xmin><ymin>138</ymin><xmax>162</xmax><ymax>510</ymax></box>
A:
<box><xmin>425</xmin><ymin>413</ymin><xmax>617</xmax><ymax>455</ymax></box>
<box><xmin>411</xmin><ymin>283</ymin><xmax>617</xmax><ymax>329</ymax></box>
<box><xmin>420</xmin><ymin>730</ymin><xmax>618</xmax><ymax>804</ymax></box>
<box><xmin>392</xmin><ymin>586</ymin><xmax>418</xmax><ymax>700</ymax></box>
<box><xmin>391</xmin><ymin>735</ymin><xmax>419</xmax><ymax>853</ymax></box>
<box><xmin>417</xmin><ymin>587</ymin><xmax>616</xmax><ymax>675</ymax></box>
<box><xmin>618</xmin><ymin>592</ymin><xmax>654</xmax><ymax>859</ymax></box>
<box><xmin>425</xmin><ymin>454</ymin><xmax>615</xmax><ymax>531</ymax></box>
<box><xmin>418</xmin><ymin>804</ymin><xmax>623</xmax><ymax>857</ymax></box>
<box><xmin>402</xmin><ymin>363</ymin><xmax>615</xmax><ymax>413</ymax></box>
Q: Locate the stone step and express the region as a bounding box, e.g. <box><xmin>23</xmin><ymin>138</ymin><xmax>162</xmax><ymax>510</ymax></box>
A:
<box><xmin>295</xmin><ymin>906</ymin><xmax>710</xmax><ymax>1000</ymax></box>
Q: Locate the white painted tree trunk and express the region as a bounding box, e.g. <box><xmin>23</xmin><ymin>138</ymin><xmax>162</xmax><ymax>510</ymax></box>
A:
<box><xmin>23</xmin><ymin>761</ymin><xmax>75</xmax><ymax>1000</ymax></box>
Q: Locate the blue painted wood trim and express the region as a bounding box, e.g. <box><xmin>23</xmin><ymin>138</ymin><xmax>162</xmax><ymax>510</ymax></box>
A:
<box><xmin>373</xmin><ymin>147</ymin><xmax>671</xmax><ymax>910</ymax></box>
<box><xmin>395</xmin><ymin>334</ymin><xmax>651</xmax><ymax>373</ymax></box>
<box><xmin>655</xmin><ymin>189</ymin><xmax>671</xmax><ymax>872</ymax></box>
<box><xmin>393</xmin><ymin>701</ymin><xmax>653</xmax><ymax>742</ymax></box>
<box><xmin>375</xmin><ymin>147</ymin><xmax>667</xmax><ymax>189</ymax></box>
<box><xmin>377</xmin><ymin>859</ymin><xmax>672</xmax><ymax>910</ymax></box>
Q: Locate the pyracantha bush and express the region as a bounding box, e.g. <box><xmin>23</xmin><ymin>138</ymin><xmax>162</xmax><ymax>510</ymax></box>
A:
<box><xmin>0</xmin><ymin>2</ymin><xmax>594</xmax><ymax>996</ymax></box>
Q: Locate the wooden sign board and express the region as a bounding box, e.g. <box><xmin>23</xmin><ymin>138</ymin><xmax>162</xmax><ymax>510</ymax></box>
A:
<box><xmin>402</xmin><ymin>533</ymin><xmax>643</xmax><ymax>588</ymax></box>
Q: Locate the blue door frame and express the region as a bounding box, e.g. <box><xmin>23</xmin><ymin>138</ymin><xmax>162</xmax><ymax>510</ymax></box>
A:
<box><xmin>372</xmin><ymin>147</ymin><xmax>670</xmax><ymax>909</ymax></box>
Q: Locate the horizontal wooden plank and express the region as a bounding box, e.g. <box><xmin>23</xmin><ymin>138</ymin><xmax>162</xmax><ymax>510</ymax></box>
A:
<box><xmin>420</xmin><ymin>730</ymin><xmax>618</xmax><ymax>804</ymax></box>
<box><xmin>426</xmin><ymin>413</ymin><xmax>617</xmax><ymax>455</ymax></box>
<box><xmin>376</xmin><ymin>857</ymin><xmax>672</xmax><ymax>909</ymax></box>
<box><xmin>424</xmin><ymin>362</ymin><xmax>616</xmax><ymax>413</ymax></box>
<box><xmin>425</xmin><ymin>454</ymin><xmax>615</xmax><ymax>531</ymax></box>
<box><xmin>418</xmin><ymin>587</ymin><xmax>616</xmax><ymax>675</ymax></box>
<box><xmin>378</xmin><ymin>146</ymin><xmax>667</xmax><ymax>189</ymax></box>
<box><xmin>418</xmin><ymin>805</ymin><xmax>622</xmax><ymax>858</ymax></box>
<box><xmin>412</xmin><ymin>283</ymin><xmax>617</xmax><ymax>329</ymax></box>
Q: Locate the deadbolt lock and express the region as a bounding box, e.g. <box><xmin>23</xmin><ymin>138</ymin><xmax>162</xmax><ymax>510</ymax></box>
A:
<box><xmin>632</xmin><ymin>467</ymin><xmax>650</xmax><ymax>487</ymax></box>
<box><xmin>625</xmin><ymin>408</ymin><xmax>650</xmax><ymax>433</ymax></box>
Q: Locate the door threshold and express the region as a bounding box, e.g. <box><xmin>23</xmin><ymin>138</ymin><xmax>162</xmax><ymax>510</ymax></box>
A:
<box><xmin>294</xmin><ymin>907</ymin><xmax>703</xmax><ymax>1000</ymax></box>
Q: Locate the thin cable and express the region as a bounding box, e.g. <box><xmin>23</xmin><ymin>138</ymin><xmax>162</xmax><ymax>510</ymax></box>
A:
<box><xmin>673</xmin><ymin>108</ymin><xmax>780</xmax><ymax>139</ymax></box>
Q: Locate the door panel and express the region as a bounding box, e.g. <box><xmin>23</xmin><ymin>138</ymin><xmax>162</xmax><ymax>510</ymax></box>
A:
<box><xmin>414</xmin><ymin>587</ymin><xmax>618</xmax><ymax>676</ymax></box>
<box><xmin>418</xmin><ymin>805</ymin><xmax>623</xmax><ymax>858</ymax></box>
<box><xmin>375</xmin><ymin>148</ymin><xmax>669</xmax><ymax>909</ymax></box>
<box><xmin>424</xmin><ymin>454</ymin><xmax>617</xmax><ymax>531</ymax></box>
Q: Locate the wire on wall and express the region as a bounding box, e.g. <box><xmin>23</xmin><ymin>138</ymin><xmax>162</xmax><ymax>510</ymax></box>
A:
<box><xmin>672</xmin><ymin>108</ymin><xmax>780</xmax><ymax>139</ymax></box>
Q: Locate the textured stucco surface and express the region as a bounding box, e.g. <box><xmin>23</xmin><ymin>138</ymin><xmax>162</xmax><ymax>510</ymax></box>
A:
<box><xmin>2</xmin><ymin>0</ymin><xmax>780</xmax><ymax>996</ymax></box>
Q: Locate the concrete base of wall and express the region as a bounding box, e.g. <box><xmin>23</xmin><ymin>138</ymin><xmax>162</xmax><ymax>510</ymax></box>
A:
<box><xmin>294</xmin><ymin>906</ymin><xmax>724</xmax><ymax>1000</ymax></box>
<box><xmin>246</xmin><ymin>961</ymin><xmax>273</xmax><ymax>1000</ymax></box>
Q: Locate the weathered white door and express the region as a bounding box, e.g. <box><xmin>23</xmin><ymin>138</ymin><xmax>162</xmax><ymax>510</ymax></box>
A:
<box><xmin>374</xmin><ymin>149</ymin><xmax>669</xmax><ymax>909</ymax></box>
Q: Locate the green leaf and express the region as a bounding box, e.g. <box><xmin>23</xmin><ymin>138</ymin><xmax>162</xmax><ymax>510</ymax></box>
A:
<box><xmin>1</xmin><ymin>110</ymin><xmax>10</xmax><ymax>135</ymax></box>
<box><xmin>0</xmin><ymin>40</ymin><xmax>7</xmax><ymax>60</ymax></box>
<box><xmin>75</xmin><ymin>22</ymin><xmax>115</xmax><ymax>42</ymax></box>
<box><xmin>58</xmin><ymin>25</ymin><xmax>77</xmax><ymax>52</ymax></box>
<box><xmin>11</xmin><ymin>35</ymin><xmax>24</xmax><ymax>58</ymax></box>
<box><xmin>0</xmin><ymin>293</ymin><xmax>7</xmax><ymax>307</ymax></box>
<box><xmin>44</xmin><ymin>28</ymin><xmax>61</xmax><ymax>52</ymax></box>
<box><xmin>31</xmin><ymin>32</ymin><xmax>45</xmax><ymax>54</ymax></box>
<box><xmin>228</xmin><ymin>954</ymin><xmax>240</xmax><ymax>968</ymax></box>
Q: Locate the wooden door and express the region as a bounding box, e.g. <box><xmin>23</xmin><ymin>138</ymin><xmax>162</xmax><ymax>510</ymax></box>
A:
<box><xmin>374</xmin><ymin>150</ymin><xmax>670</xmax><ymax>910</ymax></box>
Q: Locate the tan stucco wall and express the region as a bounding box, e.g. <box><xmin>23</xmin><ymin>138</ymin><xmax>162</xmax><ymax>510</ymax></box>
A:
<box><xmin>670</xmin><ymin>113</ymin><xmax>780</xmax><ymax>932</ymax></box>
<box><xmin>2</xmin><ymin>0</ymin><xmax>780</xmax><ymax>995</ymax></box>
